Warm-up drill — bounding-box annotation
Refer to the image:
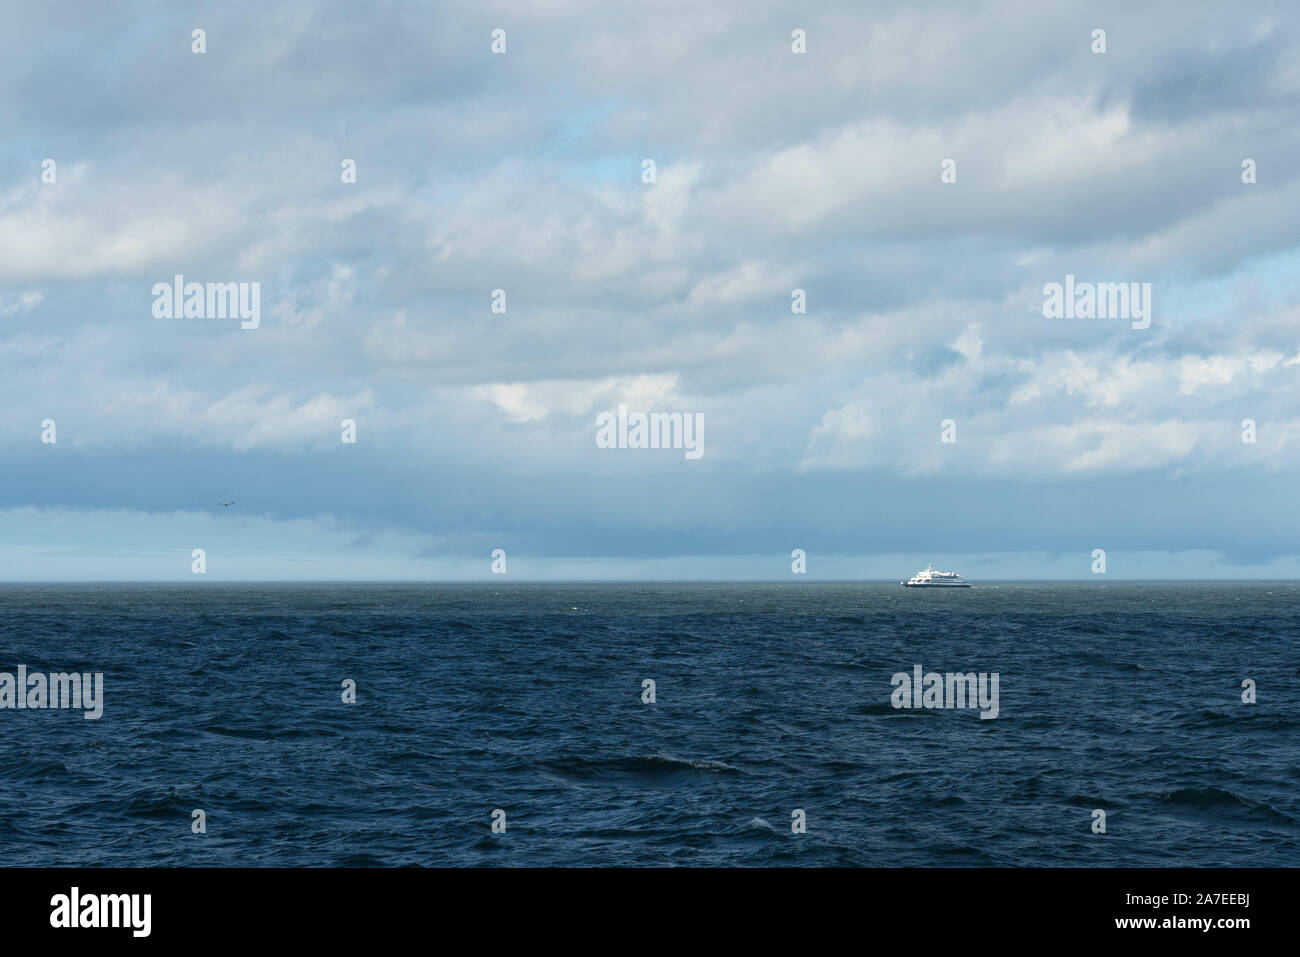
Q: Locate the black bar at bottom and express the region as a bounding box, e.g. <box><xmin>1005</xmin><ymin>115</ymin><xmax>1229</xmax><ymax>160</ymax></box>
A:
<box><xmin>0</xmin><ymin>867</ymin><xmax>1274</xmax><ymax>942</ymax></box>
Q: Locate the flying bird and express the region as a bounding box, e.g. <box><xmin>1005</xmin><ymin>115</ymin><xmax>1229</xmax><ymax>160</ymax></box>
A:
<box><xmin>218</xmin><ymin>501</ymin><xmax>236</xmax><ymax>507</ymax></box>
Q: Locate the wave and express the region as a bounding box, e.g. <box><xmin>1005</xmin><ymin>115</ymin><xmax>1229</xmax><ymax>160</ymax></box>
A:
<box><xmin>1183</xmin><ymin>710</ymin><xmax>1300</xmax><ymax>732</ymax></box>
<box><xmin>1068</xmin><ymin>650</ymin><xmax>1146</xmax><ymax>670</ymax></box>
<box><xmin>123</xmin><ymin>785</ymin><xmax>196</xmax><ymax>818</ymax></box>
<box><xmin>1</xmin><ymin>757</ymin><xmax>68</xmax><ymax>782</ymax></box>
<box><xmin>544</xmin><ymin>753</ymin><xmax>740</xmax><ymax>783</ymax></box>
<box><xmin>199</xmin><ymin>723</ymin><xmax>338</xmax><ymax>740</ymax></box>
<box><xmin>1156</xmin><ymin>787</ymin><xmax>1294</xmax><ymax>824</ymax></box>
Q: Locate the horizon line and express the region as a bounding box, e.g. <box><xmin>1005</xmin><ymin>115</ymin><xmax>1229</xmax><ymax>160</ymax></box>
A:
<box><xmin>1</xmin><ymin>578</ymin><xmax>1297</xmax><ymax>585</ymax></box>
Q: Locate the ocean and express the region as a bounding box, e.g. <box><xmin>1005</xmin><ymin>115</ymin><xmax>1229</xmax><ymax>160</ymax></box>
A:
<box><xmin>1</xmin><ymin>582</ymin><xmax>1297</xmax><ymax>867</ymax></box>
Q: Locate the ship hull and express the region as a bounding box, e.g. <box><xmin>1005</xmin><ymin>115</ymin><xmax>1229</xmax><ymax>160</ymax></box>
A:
<box><xmin>902</xmin><ymin>582</ymin><xmax>971</xmax><ymax>587</ymax></box>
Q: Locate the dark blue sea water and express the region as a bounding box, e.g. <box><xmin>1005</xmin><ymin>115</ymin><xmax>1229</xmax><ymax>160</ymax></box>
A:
<box><xmin>1</xmin><ymin>583</ymin><xmax>1297</xmax><ymax>866</ymax></box>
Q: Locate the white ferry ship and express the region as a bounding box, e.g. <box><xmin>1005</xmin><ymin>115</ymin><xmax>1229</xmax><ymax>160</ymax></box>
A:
<box><xmin>901</xmin><ymin>563</ymin><xmax>971</xmax><ymax>588</ymax></box>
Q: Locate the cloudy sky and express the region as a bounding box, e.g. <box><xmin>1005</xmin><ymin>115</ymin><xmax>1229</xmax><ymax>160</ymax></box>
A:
<box><xmin>1</xmin><ymin>0</ymin><xmax>1298</xmax><ymax>580</ymax></box>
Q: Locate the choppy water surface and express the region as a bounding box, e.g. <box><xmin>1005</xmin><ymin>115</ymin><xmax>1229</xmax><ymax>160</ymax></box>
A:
<box><xmin>1</xmin><ymin>582</ymin><xmax>1297</xmax><ymax>866</ymax></box>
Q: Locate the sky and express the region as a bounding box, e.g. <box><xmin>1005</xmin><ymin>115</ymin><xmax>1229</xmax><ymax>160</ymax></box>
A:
<box><xmin>1</xmin><ymin>0</ymin><xmax>1298</xmax><ymax>580</ymax></box>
